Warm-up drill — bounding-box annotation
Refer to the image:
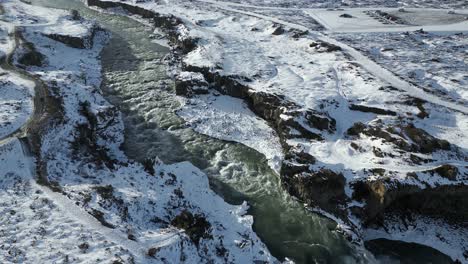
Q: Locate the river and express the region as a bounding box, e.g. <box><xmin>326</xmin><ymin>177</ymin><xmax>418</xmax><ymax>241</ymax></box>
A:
<box><xmin>26</xmin><ymin>0</ymin><xmax>454</xmax><ymax>263</ymax></box>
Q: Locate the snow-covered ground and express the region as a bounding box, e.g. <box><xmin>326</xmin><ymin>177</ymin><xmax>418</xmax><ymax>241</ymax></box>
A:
<box><xmin>0</xmin><ymin>138</ymin><xmax>135</xmax><ymax>263</ymax></box>
<box><xmin>307</xmin><ymin>8</ymin><xmax>468</xmax><ymax>33</ymax></box>
<box><xmin>336</xmin><ymin>31</ymin><xmax>468</xmax><ymax>105</ymax></box>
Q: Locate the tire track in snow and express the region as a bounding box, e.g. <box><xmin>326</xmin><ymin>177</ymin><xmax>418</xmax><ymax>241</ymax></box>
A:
<box><xmin>320</xmin><ymin>35</ymin><xmax>468</xmax><ymax>114</ymax></box>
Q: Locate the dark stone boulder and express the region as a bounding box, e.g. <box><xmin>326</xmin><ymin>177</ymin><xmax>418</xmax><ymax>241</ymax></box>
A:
<box><xmin>282</xmin><ymin>169</ymin><xmax>347</xmax><ymax>216</ymax></box>
<box><xmin>70</xmin><ymin>9</ymin><xmax>82</xmax><ymax>21</ymax></box>
<box><xmin>430</xmin><ymin>165</ymin><xmax>459</xmax><ymax>181</ymax></box>
<box><xmin>281</xmin><ymin>149</ymin><xmax>317</xmax><ymax>182</ymax></box>
<box><xmin>403</xmin><ymin>124</ymin><xmax>450</xmax><ymax>153</ymax></box>
<box><xmin>44</xmin><ymin>33</ymin><xmax>89</xmax><ymax>49</ymax></box>
<box><xmin>43</xmin><ymin>24</ymin><xmax>101</xmax><ymax>49</ymax></box>
<box><xmin>349</xmin><ymin>104</ymin><xmax>397</xmax><ymax>116</ymax></box>
<box><xmin>272</xmin><ymin>25</ymin><xmax>285</xmax><ymax>35</ymax></box>
<box><xmin>171</xmin><ymin>210</ymin><xmax>212</xmax><ymax>245</ymax></box>
<box><xmin>340</xmin><ymin>13</ymin><xmax>354</xmax><ymax>18</ymax></box>
<box><xmin>346</xmin><ymin>122</ymin><xmax>366</xmax><ymax>136</ymax></box>
<box><xmin>278</xmin><ymin>116</ymin><xmax>323</xmax><ymax>140</ymax></box>
<box><xmin>174</xmin><ymin>71</ymin><xmax>209</xmax><ymax>96</ymax></box>
<box><xmin>302</xmin><ymin>110</ymin><xmax>336</xmax><ymax>132</ymax></box>
<box><xmin>247</xmin><ymin>91</ymin><xmax>288</xmax><ymax>122</ymax></box>
<box><xmin>309</xmin><ymin>40</ymin><xmax>342</xmax><ymax>53</ymax></box>
<box><xmin>352</xmin><ymin>178</ymin><xmax>468</xmax><ymax>224</ymax></box>
<box><xmin>346</xmin><ymin>122</ymin><xmax>452</xmax><ymax>155</ymax></box>
<box><xmin>291</xmin><ymin>29</ymin><xmax>309</xmax><ymax>38</ymax></box>
<box><xmin>17</xmin><ymin>42</ymin><xmax>45</xmax><ymax>67</ymax></box>
<box><xmin>72</xmin><ymin>101</ymin><xmax>118</xmax><ymax>169</ymax></box>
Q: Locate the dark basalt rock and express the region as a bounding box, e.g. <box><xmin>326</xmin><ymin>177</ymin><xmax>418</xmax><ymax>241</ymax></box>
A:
<box><xmin>346</xmin><ymin>122</ymin><xmax>366</xmax><ymax>136</ymax></box>
<box><xmin>17</xmin><ymin>41</ymin><xmax>45</xmax><ymax>67</ymax></box>
<box><xmin>70</xmin><ymin>9</ymin><xmax>82</xmax><ymax>21</ymax></box>
<box><xmin>174</xmin><ymin>72</ymin><xmax>209</xmax><ymax>96</ymax></box>
<box><xmin>87</xmin><ymin>0</ymin><xmax>155</xmax><ymax>18</ymax></box>
<box><xmin>309</xmin><ymin>40</ymin><xmax>342</xmax><ymax>52</ymax></box>
<box><xmin>282</xmin><ymin>169</ymin><xmax>347</xmax><ymax>217</ymax></box>
<box><xmin>370</xmin><ymin>10</ymin><xmax>406</xmax><ymax>25</ymax></box>
<box><xmin>303</xmin><ymin>109</ymin><xmax>336</xmax><ymax>132</ymax></box>
<box><xmin>147</xmin><ymin>247</ymin><xmax>160</xmax><ymax>258</ymax></box>
<box><xmin>87</xmin><ymin>0</ymin><xmax>193</xmax><ymax>52</ymax></box>
<box><xmin>281</xmin><ymin>149</ymin><xmax>315</xmax><ymax>175</ymax></box>
<box><xmin>44</xmin><ymin>33</ymin><xmax>87</xmax><ymax>49</ymax></box>
<box><xmin>340</xmin><ymin>13</ymin><xmax>354</xmax><ymax>18</ymax></box>
<box><xmin>281</xmin><ymin>161</ymin><xmax>310</xmax><ymax>176</ymax></box>
<box><xmin>272</xmin><ymin>25</ymin><xmax>285</xmax><ymax>35</ymax></box>
<box><xmin>89</xmin><ymin>209</ymin><xmax>116</xmax><ymax>228</ymax></box>
<box><xmin>278</xmin><ymin>117</ymin><xmax>323</xmax><ymax>140</ymax></box>
<box><xmin>171</xmin><ymin>210</ymin><xmax>212</xmax><ymax>246</ymax></box>
<box><xmin>247</xmin><ymin>91</ymin><xmax>288</xmax><ymax>121</ymax></box>
<box><xmin>347</xmin><ymin>123</ymin><xmax>410</xmax><ymax>151</ymax></box>
<box><xmin>431</xmin><ymin>165</ymin><xmax>459</xmax><ymax>181</ymax></box>
<box><xmin>352</xmin><ymin>178</ymin><xmax>468</xmax><ymax>224</ymax></box>
<box><xmin>142</xmin><ymin>157</ymin><xmax>156</xmax><ymax>176</ymax></box>
<box><xmin>42</xmin><ymin>9</ymin><xmax>96</xmax><ymax>49</ymax></box>
<box><xmin>93</xmin><ymin>185</ymin><xmax>115</xmax><ymax>200</ymax></box>
<box><xmin>290</xmin><ymin>29</ymin><xmax>309</xmax><ymax>38</ymax></box>
<box><xmin>347</xmin><ymin>122</ymin><xmax>452</xmax><ymax>155</ymax></box>
<box><xmin>72</xmin><ymin>101</ymin><xmax>118</xmax><ymax>169</ymax></box>
<box><xmin>92</xmin><ymin>184</ymin><xmax>129</xmax><ymax>221</ymax></box>
<box><xmin>285</xmin><ymin>148</ymin><xmax>317</xmax><ymax>165</ymax></box>
<box><xmin>349</xmin><ymin>104</ymin><xmax>397</xmax><ymax>116</ymax></box>
<box><xmin>403</xmin><ymin>124</ymin><xmax>450</xmax><ymax>154</ymax></box>
<box><xmin>407</xmin><ymin>98</ymin><xmax>429</xmax><ymax>119</ymax></box>
<box><xmin>44</xmin><ymin>32</ymin><xmax>91</xmax><ymax>49</ymax></box>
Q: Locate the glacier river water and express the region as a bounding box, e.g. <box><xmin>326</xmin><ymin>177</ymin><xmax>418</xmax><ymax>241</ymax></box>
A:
<box><xmin>27</xmin><ymin>1</ymin><xmax>454</xmax><ymax>263</ymax></box>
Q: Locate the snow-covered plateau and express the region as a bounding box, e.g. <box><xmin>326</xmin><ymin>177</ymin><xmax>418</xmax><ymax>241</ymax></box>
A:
<box><xmin>1</xmin><ymin>0</ymin><xmax>467</xmax><ymax>263</ymax></box>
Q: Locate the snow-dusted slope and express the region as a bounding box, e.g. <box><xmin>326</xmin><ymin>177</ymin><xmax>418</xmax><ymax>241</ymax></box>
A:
<box><xmin>0</xmin><ymin>138</ymin><xmax>135</xmax><ymax>263</ymax></box>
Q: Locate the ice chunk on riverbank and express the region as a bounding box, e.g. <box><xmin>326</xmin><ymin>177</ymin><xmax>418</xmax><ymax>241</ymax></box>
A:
<box><xmin>178</xmin><ymin>93</ymin><xmax>284</xmax><ymax>173</ymax></box>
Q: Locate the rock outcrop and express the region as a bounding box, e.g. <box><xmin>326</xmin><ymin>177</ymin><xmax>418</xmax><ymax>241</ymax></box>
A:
<box><xmin>16</xmin><ymin>41</ymin><xmax>45</xmax><ymax>67</ymax></box>
<box><xmin>352</xmin><ymin>178</ymin><xmax>468</xmax><ymax>225</ymax></box>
